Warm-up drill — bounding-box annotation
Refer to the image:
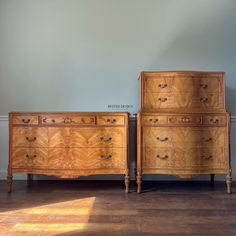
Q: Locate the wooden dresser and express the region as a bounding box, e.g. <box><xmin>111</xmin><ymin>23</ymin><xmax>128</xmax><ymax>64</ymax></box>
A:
<box><xmin>137</xmin><ymin>71</ymin><xmax>232</xmax><ymax>193</ymax></box>
<box><xmin>8</xmin><ymin>112</ymin><xmax>129</xmax><ymax>192</ymax></box>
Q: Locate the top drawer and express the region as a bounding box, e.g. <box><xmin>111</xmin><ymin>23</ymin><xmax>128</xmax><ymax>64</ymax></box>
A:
<box><xmin>97</xmin><ymin>115</ymin><xmax>125</xmax><ymax>126</ymax></box>
<box><xmin>41</xmin><ymin>115</ymin><xmax>96</xmax><ymax>125</ymax></box>
<box><xmin>12</xmin><ymin>116</ymin><xmax>39</xmax><ymax>125</ymax></box>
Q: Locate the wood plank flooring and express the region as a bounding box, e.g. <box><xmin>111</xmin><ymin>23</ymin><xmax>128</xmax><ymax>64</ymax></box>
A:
<box><xmin>0</xmin><ymin>180</ymin><xmax>236</xmax><ymax>235</ymax></box>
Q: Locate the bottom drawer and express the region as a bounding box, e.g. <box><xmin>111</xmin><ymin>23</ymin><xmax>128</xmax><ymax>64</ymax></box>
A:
<box><xmin>12</xmin><ymin>148</ymin><xmax>126</xmax><ymax>169</ymax></box>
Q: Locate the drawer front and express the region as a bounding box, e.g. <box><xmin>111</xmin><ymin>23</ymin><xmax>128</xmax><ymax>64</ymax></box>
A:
<box><xmin>97</xmin><ymin>115</ymin><xmax>124</xmax><ymax>126</ymax></box>
<box><xmin>168</xmin><ymin>115</ymin><xmax>202</xmax><ymax>125</ymax></box>
<box><xmin>143</xmin><ymin>92</ymin><xmax>222</xmax><ymax>110</ymax></box>
<box><xmin>12</xmin><ymin>115</ymin><xmax>39</xmax><ymax>125</ymax></box>
<box><xmin>203</xmin><ymin>115</ymin><xmax>227</xmax><ymax>126</ymax></box>
<box><xmin>143</xmin><ymin>127</ymin><xmax>226</xmax><ymax>148</ymax></box>
<box><xmin>41</xmin><ymin>115</ymin><xmax>96</xmax><ymax>125</ymax></box>
<box><xmin>187</xmin><ymin>147</ymin><xmax>228</xmax><ymax>169</ymax></box>
<box><xmin>48</xmin><ymin>127</ymin><xmax>125</xmax><ymax>148</ymax></box>
<box><xmin>143</xmin><ymin>147</ymin><xmax>185</xmax><ymax>168</ymax></box>
<box><xmin>12</xmin><ymin>127</ymin><xmax>48</xmax><ymax>147</ymax></box>
<box><xmin>143</xmin><ymin>75</ymin><xmax>222</xmax><ymax>93</ymax></box>
<box><xmin>142</xmin><ymin>115</ymin><xmax>168</xmax><ymax>125</ymax></box>
<box><xmin>12</xmin><ymin>148</ymin><xmax>48</xmax><ymax>168</ymax></box>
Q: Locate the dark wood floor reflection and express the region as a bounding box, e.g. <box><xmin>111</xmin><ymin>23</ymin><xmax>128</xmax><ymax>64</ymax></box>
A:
<box><xmin>0</xmin><ymin>180</ymin><xmax>236</xmax><ymax>235</ymax></box>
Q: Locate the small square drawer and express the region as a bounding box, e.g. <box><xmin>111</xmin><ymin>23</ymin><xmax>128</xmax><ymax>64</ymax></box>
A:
<box><xmin>202</xmin><ymin>115</ymin><xmax>227</xmax><ymax>126</ymax></box>
<box><xmin>12</xmin><ymin>116</ymin><xmax>39</xmax><ymax>125</ymax></box>
<box><xmin>97</xmin><ymin>115</ymin><xmax>124</xmax><ymax>125</ymax></box>
<box><xmin>142</xmin><ymin>115</ymin><xmax>168</xmax><ymax>125</ymax></box>
<box><xmin>41</xmin><ymin>115</ymin><xmax>96</xmax><ymax>125</ymax></box>
<box><xmin>168</xmin><ymin>115</ymin><xmax>202</xmax><ymax>125</ymax></box>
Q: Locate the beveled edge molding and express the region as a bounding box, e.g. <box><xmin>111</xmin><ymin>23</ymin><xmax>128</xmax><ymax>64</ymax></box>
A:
<box><xmin>0</xmin><ymin>115</ymin><xmax>235</xmax><ymax>122</ymax></box>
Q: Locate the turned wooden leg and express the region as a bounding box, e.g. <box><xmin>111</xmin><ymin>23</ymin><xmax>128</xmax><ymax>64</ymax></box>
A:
<box><xmin>137</xmin><ymin>172</ymin><xmax>142</xmax><ymax>193</ymax></box>
<box><xmin>27</xmin><ymin>174</ymin><xmax>33</xmax><ymax>186</ymax></box>
<box><xmin>125</xmin><ymin>174</ymin><xmax>130</xmax><ymax>193</ymax></box>
<box><xmin>210</xmin><ymin>174</ymin><xmax>215</xmax><ymax>185</ymax></box>
<box><xmin>7</xmin><ymin>175</ymin><xmax>13</xmax><ymax>193</ymax></box>
<box><xmin>226</xmin><ymin>170</ymin><xmax>232</xmax><ymax>194</ymax></box>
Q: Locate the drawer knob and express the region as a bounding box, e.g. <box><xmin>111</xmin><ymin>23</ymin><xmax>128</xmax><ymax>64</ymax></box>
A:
<box><xmin>200</xmin><ymin>84</ymin><xmax>208</xmax><ymax>89</ymax></box>
<box><xmin>107</xmin><ymin>118</ymin><xmax>116</xmax><ymax>124</ymax></box>
<box><xmin>26</xmin><ymin>137</ymin><xmax>37</xmax><ymax>142</ymax></box>
<box><xmin>201</xmin><ymin>155</ymin><xmax>212</xmax><ymax>160</ymax></box>
<box><xmin>158</xmin><ymin>83</ymin><xmax>167</xmax><ymax>88</ymax></box>
<box><xmin>210</xmin><ymin>118</ymin><xmax>219</xmax><ymax>124</ymax></box>
<box><xmin>25</xmin><ymin>154</ymin><xmax>37</xmax><ymax>160</ymax></box>
<box><xmin>100</xmin><ymin>154</ymin><xmax>112</xmax><ymax>159</ymax></box>
<box><xmin>64</xmin><ymin>117</ymin><xmax>72</xmax><ymax>124</ymax></box>
<box><xmin>181</xmin><ymin>117</ymin><xmax>191</xmax><ymax>123</ymax></box>
<box><xmin>201</xmin><ymin>137</ymin><xmax>212</xmax><ymax>142</ymax></box>
<box><xmin>149</xmin><ymin>118</ymin><xmax>159</xmax><ymax>123</ymax></box>
<box><xmin>157</xmin><ymin>137</ymin><xmax>168</xmax><ymax>142</ymax></box>
<box><xmin>200</xmin><ymin>97</ymin><xmax>209</xmax><ymax>103</ymax></box>
<box><xmin>158</xmin><ymin>98</ymin><xmax>168</xmax><ymax>102</ymax></box>
<box><xmin>22</xmin><ymin>119</ymin><xmax>31</xmax><ymax>124</ymax></box>
<box><xmin>42</xmin><ymin>118</ymin><xmax>55</xmax><ymax>123</ymax></box>
<box><xmin>100</xmin><ymin>136</ymin><xmax>112</xmax><ymax>142</ymax></box>
<box><xmin>156</xmin><ymin>155</ymin><xmax>169</xmax><ymax>160</ymax></box>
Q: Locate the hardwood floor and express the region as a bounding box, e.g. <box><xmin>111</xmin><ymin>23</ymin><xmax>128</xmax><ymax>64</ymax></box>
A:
<box><xmin>0</xmin><ymin>180</ymin><xmax>236</xmax><ymax>235</ymax></box>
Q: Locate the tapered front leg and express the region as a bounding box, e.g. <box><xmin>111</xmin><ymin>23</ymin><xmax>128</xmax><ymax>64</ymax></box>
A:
<box><xmin>125</xmin><ymin>174</ymin><xmax>130</xmax><ymax>193</ymax></box>
<box><xmin>7</xmin><ymin>175</ymin><xmax>13</xmax><ymax>193</ymax></box>
<box><xmin>226</xmin><ymin>170</ymin><xmax>232</xmax><ymax>194</ymax></box>
<box><xmin>27</xmin><ymin>174</ymin><xmax>33</xmax><ymax>186</ymax></box>
<box><xmin>137</xmin><ymin>172</ymin><xmax>142</xmax><ymax>193</ymax></box>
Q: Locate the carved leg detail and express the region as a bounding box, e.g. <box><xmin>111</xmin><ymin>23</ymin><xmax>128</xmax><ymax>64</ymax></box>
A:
<box><xmin>226</xmin><ymin>170</ymin><xmax>232</xmax><ymax>194</ymax></box>
<box><xmin>7</xmin><ymin>175</ymin><xmax>13</xmax><ymax>193</ymax></box>
<box><xmin>137</xmin><ymin>172</ymin><xmax>142</xmax><ymax>193</ymax></box>
<box><xmin>210</xmin><ymin>174</ymin><xmax>215</xmax><ymax>185</ymax></box>
<box><xmin>125</xmin><ymin>175</ymin><xmax>130</xmax><ymax>193</ymax></box>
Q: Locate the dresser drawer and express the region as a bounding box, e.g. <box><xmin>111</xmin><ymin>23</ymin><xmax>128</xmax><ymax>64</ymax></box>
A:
<box><xmin>12</xmin><ymin>148</ymin><xmax>48</xmax><ymax>168</ymax></box>
<box><xmin>48</xmin><ymin>127</ymin><xmax>125</xmax><ymax>148</ymax></box>
<box><xmin>97</xmin><ymin>115</ymin><xmax>124</xmax><ymax>125</ymax></box>
<box><xmin>202</xmin><ymin>115</ymin><xmax>227</xmax><ymax>126</ymax></box>
<box><xmin>12</xmin><ymin>115</ymin><xmax>39</xmax><ymax>125</ymax></box>
<box><xmin>168</xmin><ymin>115</ymin><xmax>202</xmax><ymax>125</ymax></box>
<box><xmin>142</xmin><ymin>115</ymin><xmax>168</xmax><ymax>125</ymax></box>
<box><xmin>12</xmin><ymin>127</ymin><xmax>48</xmax><ymax>147</ymax></box>
<box><xmin>187</xmin><ymin>147</ymin><xmax>227</xmax><ymax>169</ymax></box>
<box><xmin>143</xmin><ymin>147</ymin><xmax>185</xmax><ymax>169</ymax></box>
<box><xmin>41</xmin><ymin>115</ymin><xmax>96</xmax><ymax>125</ymax></box>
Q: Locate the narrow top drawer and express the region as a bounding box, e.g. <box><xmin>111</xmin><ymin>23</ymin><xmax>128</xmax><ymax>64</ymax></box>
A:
<box><xmin>41</xmin><ymin>115</ymin><xmax>96</xmax><ymax>125</ymax></box>
<box><xmin>97</xmin><ymin>115</ymin><xmax>125</xmax><ymax>126</ymax></box>
<box><xmin>12</xmin><ymin>116</ymin><xmax>39</xmax><ymax>125</ymax></box>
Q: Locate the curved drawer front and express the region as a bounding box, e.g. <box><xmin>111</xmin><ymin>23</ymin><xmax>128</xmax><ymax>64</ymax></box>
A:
<box><xmin>47</xmin><ymin>127</ymin><xmax>125</xmax><ymax>148</ymax></box>
<box><xmin>12</xmin><ymin>115</ymin><xmax>39</xmax><ymax>125</ymax></box>
<box><xmin>41</xmin><ymin>115</ymin><xmax>96</xmax><ymax>125</ymax></box>
<box><xmin>12</xmin><ymin>127</ymin><xmax>48</xmax><ymax>147</ymax></box>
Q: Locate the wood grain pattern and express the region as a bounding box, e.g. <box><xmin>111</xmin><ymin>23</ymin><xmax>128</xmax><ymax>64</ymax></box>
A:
<box><xmin>137</xmin><ymin>71</ymin><xmax>231</xmax><ymax>193</ymax></box>
<box><xmin>8</xmin><ymin>112</ymin><xmax>129</xmax><ymax>192</ymax></box>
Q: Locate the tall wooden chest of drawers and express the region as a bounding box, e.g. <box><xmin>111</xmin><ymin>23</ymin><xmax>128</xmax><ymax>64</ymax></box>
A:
<box><xmin>8</xmin><ymin>112</ymin><xmax>129</xmax><ymax>192</ymax></box>
<box><xmin>137</xmin><ymin>71</ymin><xmax>232</xmax><ymax>193</ymax></box>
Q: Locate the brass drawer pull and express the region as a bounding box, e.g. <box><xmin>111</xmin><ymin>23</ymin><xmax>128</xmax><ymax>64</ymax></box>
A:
<box><xmin>158</xmin><ymin>84</ymin><xmax>167</xmax><ymax>88</ymax></box>
<box><xmin>100</xmin><ymin>154</ymin><xmax>112</xmax><ymax>159</ymax></box>
<box><xmin>210</xmin><ymin>118</ymin><xmax>219</xmax><ymax>124</ymax></box>
<box><xmin>107</xmin><ymin>118</ymin><xmax>116</xmax><ymax>124</ymax></box>
<box><xmin>201</xmin><ymin>155</ymin><xmax>213</xmax><ymax>160</ymax></box>
<box><xmin>64</xmin><ymin>117</ymin><xmax>73</xmax><ymax>124</ymax></box>
<box><xmin>156</xmin><ymin>137</ymin><xmax>168</xmax><ymax>142</ymax></box>
<box><xmin>42</xmin><ymin>118</ymin><xmax>55</xmax><ymax>123</ymax></box>
<box><xmin>201</xmin><ymin>137</ymin><xmax>212</xmax><ymax>142</ymax></box>
<box><xmin>22</xmin><ymin>119</ymin><xmax>31</xmax><ymax>124</ymax></box>
<box><xmin>149</xmin><ymin>118</ymin><xmax>159</xmax><ymax>123</ymax></box>
<box><xmin>100</xmin><ymin>136</ymin><xmax>112</xmax><ymax>142</ymax></box>
<box><xmin>200</xmin><ymin>97</ymin><xmax>209</xmax><ymax>103</ymax></box>
<box><xmin>25</xmin><ymin>154</ymin><xmax>37</xmax><ymax>160</ymax></box>
<box><xmin>156</xmin><ymin>155</ymin><xmax>169</xmax><ymax>160</ymax></box>
<box><xmin>200</xmin><ymin>84</ymin><xmax>208</xmax><ymax>89</ymax></box>
<box><xmin>158</xmin><ymin>98</ymin><xmax>167</xmax><ymax>102</ymax></box>
<box><xmin>25</xmin><ymin>137</ymin><xmax>37</xmax><ymax>142</ymax></box>
<box><xmin>181</xmin><ymin>117</ymin><xmax>191</xmax><ymax>123</ymax></box>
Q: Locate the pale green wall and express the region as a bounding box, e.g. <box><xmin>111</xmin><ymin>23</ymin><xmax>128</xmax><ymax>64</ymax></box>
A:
<box><xmin>0</xmin><ymin>0</ymin><xmax>236</xmax><ymax>115</ymax></box>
